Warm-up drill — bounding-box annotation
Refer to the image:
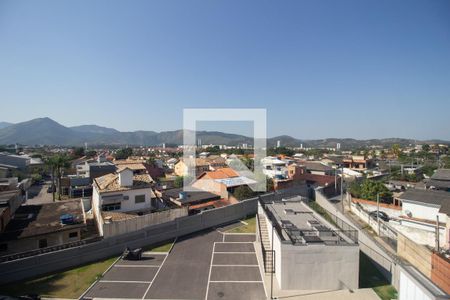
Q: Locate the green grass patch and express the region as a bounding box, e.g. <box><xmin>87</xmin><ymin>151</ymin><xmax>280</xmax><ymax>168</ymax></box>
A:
<box><xmin>0</xmin><ymin>256</ymin><xmax>117</xmax><ymax>298</ymax></box>
<box><xmin>144</xmin><ymin>239</ymin><xmax>175</xmax><ymax>252</ymax></box>
<box><xmin>359</xmin><ymin>252</ymin><xmax>397</xmax><ymax>300</ymax></box>
<box><xmin>227</xmin><ymin>215</ymin><xmax>256</xmax><ymax>233</ymax></box>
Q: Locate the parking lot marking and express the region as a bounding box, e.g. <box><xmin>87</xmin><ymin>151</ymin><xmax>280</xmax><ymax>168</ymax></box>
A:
<box><xmin>211</xmin><ymin>264</ymin><xmax>259</xmax><ymax>267</ymax></box>
<box><xmin>209</xmin><ymin>280</ymin><xmax>264</xmax><ymax>283</ymax></box>
<box><xmin>213</xmin><ymin>251</ymin><xmax>255</xmax><ymax>254</ymax></box>
<box><xmin>114</xmin><ymin>264</ymin><xmax>160</xmax><ymax>268</ymax></box>
<box><xmin>204</xmin><ymin>241</ymin><xmax>216</xmax><ymax>300</ymax></box>
<box><xmin>222</xmin><ymin>233</ymin><xmax>256</xmax><ymax>235</ymax></box>
<box><xmin>215</xmin><ymin>241</ymin><xmax>254</xmax><ymax>244</ymax></box>
<box><xmin>142</xmin><ymin>238</ymin><xmax>177</xmax><ymax>300</ymax></box>
<box><xmin>99</xmin><ymin>280</ymin><xmax>152</xmax><ymax>284</ymax></box>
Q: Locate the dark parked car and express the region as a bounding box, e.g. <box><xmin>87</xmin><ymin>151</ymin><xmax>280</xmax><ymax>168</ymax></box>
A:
<box><xmin>369</xmin><ymin>211</ymin><xmax>389</xmax><ymax>222</ymax></box>
<box><xmin>46</xmin><ymin>185</ymin><xmax>55</xmax><ymax>193</ymax></box>
<box><xmin>123</xmin><ymin>247</ymin><xmax>143</xmax><ymax>260</ymax></box>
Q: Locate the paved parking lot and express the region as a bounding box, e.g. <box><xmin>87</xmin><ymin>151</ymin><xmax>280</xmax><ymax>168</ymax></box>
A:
<box><xmin>84</xmin><ymin>253</ymin><xmax>167</xmax><ymax>299</ymax></box>
<box><xmin>83</xmin><ymin>226</ymin><xmax>266</xmax><ymax>300</ymax></box>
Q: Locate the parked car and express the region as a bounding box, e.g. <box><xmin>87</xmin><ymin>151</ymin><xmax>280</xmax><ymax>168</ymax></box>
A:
<box><xmin>369</xmin><ymin>211</ymin><xmax>389</xmax><ymax>222</ymax></box>
<box><xmin>46</xmin><ymin>185</ymin><xmax>55</xmax><ymax>193</ymax></box>
<box><xmin>123</xmin><ymin>247</ymin><xmax>143</xmax><ymax>260</ymax></box>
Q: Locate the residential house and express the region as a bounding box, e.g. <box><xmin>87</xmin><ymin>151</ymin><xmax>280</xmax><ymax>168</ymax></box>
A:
<box><xmin>426</xmin><ymin>169</ymin><xmax>450</xmax><ymax>192</ymax></box>
<box><xmin>342</xmin><ymin>155</ymin><xmax>373</xmax><ymax>171</ymax></box>
<box><xmin>0</xmin><ymin>190</ymin><xmax>22</xmax><ymax>233</ymax></box>
<box><xmin>174</xmin><ymin>156</ymin><xmax>227</xmax><ymax>177</ymax></box>
<box><xmin>398</xmin><ymin>189</ymin><xmax>450</xmax><ymax>249</ymax></box>
<box><xmin>261</xmin><ymin>156</ymin><xmax>288</xmax><ymax>179</ymax></box>
<box><xmin>192</xmin><ymin>167</ymin><xmax>256</xmax><ymax>200</ymax></box>
<box><xmin>92</xmin><ymin>168</ymin><xmax>158</xmax><ymax>236</ymax></box>
<box><xmin>161</xmin><ymin>187</ymin><xmax>227</xmax><ymax>213</ymax></box>
<box><xmin>166</xmin><ymin>158</ymin><xmax>179</xmax><ymax>170</ymax></box>
<box><xmin>0</xmin><ymin>199</ymin><xmax>86</xmax><ymax>255</ymax></box>
<box><xmin>303</xmin><ymin>161</ymin><xmax>335</xmax><ymax>176</ymax></box>
<box><xmin>0</xmin><ymin>153</ymin><xmax>30</xmax><ymax>171</ymax></box>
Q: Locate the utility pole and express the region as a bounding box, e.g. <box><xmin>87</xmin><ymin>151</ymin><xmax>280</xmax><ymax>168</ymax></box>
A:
<box><xmin>340</xmin><ymin>167</ymin><xmax>344</xmax><ymax>212</ymax></box>
<box><xmin>435</xmin><ymin>215</ymin><xmax>440</xmax><ymax>252</ymax></box>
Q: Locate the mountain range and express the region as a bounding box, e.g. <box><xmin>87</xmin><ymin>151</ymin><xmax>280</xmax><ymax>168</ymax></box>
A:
<box><xmin>0</xmin><ymin>118</ymin><xmax>447</xmax><ymax>149</ymax></box>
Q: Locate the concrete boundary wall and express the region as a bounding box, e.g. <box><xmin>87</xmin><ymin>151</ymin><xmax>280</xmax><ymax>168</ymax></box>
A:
<box><xmin>314</xmin><ymin>188</ymin><xmax>398</xmax><ymax>286</ymax></box>
<box><xmin>102</xmin><ymin>207</ymin><xmax>188</xmax><ymax>238</ymax></box>
<box><xmin>0</xmin><ymin>198</ymin><xmax>258</xmax><ymax>285</ymax></box>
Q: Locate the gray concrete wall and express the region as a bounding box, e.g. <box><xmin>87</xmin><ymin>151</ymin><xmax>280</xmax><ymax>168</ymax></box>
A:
<box><xmin>279</xmin><ymin>243</ymin><xmax>359</xmax><ymax>291</ymax></box>
<box><xmin>0</xmin><ymin>198</ymin><xmax>258</xmax><ymax>284</ymax></box>
<box><xmin>102</xmin><ymin>207</ymin><xmax>188</xmax><ymax>238</ymax></box>
<box><xmin>314</xmin><ymin>188</ymin><xmax>399</xmax><ymax>288</ymax></box>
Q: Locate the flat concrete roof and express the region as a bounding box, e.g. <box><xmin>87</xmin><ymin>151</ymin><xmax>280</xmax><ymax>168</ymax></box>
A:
<box><xmin>266</xmin><ymin>199</ymin><xmax>356</xmax><ymax>246</ymax></box>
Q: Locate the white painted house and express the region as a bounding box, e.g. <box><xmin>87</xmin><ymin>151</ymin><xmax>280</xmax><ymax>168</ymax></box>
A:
<box><xmin>92</xmin><ymin>168</ymin><xmax>157</xmax><ymax>235</ymax></box>
<box><xmin>261</xmin><ymin>156</ymin><xmax>288</xmax><ymax>179</ymax></box>
<box><xmin>398</xmin><ymin>189</ymin><xmax>450</xmax><ymax>249</ymax></box>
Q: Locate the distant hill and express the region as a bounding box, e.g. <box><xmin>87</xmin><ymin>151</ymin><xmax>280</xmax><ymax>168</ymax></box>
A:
<box><xmin>0</xmin><ymin>122</ymin><xmax>13</xmax><ymax>129</ymax></box>
<box><xmin>70</xmin><ymin>125</ymin><xmax>120</xmax><ymax>135</ymax></box>
<box><xmin>0</xmin><ymin>117</ymin><xmax>448</xmax><ymax>148</ymax></box>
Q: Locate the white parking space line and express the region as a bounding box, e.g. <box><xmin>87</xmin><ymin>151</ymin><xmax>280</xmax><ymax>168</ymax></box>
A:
<box><xmin>99</xmin><ymin>280</ymin><xmax>152</xmax><ymax>284</ymax></box>
<box><xmin>211</xmin><ymin>265</ymin><xmax>259</xmax><ymax>267</ymax></box>
<box><xmin>209</xmin><ymin>281</ymin><xmax>264</xmax><ymax>283</ymax></box>
<box><xmin>222</xmin><ymin>233</ymin><xmax>256</xmax><ymax>235</ymax></box>
<box><xmin>215</xmin><ymin>241</ymin><xmax>254</xmax><ymax>244</ymax></box>
<box><xmin>213</xmin><ymin>252</ymin><xmax>255</xmax><ymax>254</ymax></box>
<box><xmin>204</xmin><ymin>242</ymin><xmax>216</xmax><ymax>300</ymax></box>
<box><xmin>114</xmin><ymin>265</ymin><xmax>160</xmax><ymax>268</ymax></box>
<box><xmin>142</xmin><ymin>238</ymin><xmax>177</xmax><ymax>300</ymax></box>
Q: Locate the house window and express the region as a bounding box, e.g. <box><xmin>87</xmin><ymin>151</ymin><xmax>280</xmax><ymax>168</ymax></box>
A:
<box><xmin>69</xmin><ymin>231</ymin><xmax>78</xmax><ymax>238</ymax></box>
<box><xmin>39</xmin><ymin>239</ymin><xmax>47</xmax><ymax>248</ymax></box>
<box><xmin>135</xmin><ymin>195</ymin><xmax>145</xmax><ymax>204</ymax></box>
<box><xmin>0</xmin><ymin>243</ymin><xmax>7</xmax><ymax>251</ymax></box>
<box><xmin>102</xmin><ymin>203</ymin><xmax>121</xmax><ymax>211</ymax></box>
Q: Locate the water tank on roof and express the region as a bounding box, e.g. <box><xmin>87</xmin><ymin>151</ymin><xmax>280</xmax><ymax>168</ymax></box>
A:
<box><xmin>179</xmin><ymin>191</ymin><xmax>187</xmax><ymax>200</ymax></box>
<box><xmin>60</xmin><ymin>214</ymin><xmax>75</xmax><ymax>225</ymax></box>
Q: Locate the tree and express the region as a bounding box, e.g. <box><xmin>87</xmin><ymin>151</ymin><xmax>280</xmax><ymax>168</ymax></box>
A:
<box><xmin>266</xmin><ymin>178</ymin><xmax>274</xmax><ymax>192</ymax></box>
<box><xmin>85</xmin><ymin>150</ymin><xmax>97</xmax><ymax>158</ymax></box>
<box><xmin>44</xmin><ymin>156</ymin><xmax>58</xmax><ymax>202</ymax></box>
<box><xmin>147</xmin><ymin>157</ymin><xmax>157</xmax><ymax>167</ymax></box>
<box><xmin>422</xmin><ymin>144</ymin><xmax>430</xmax><ymax>152</ymax></box>
<box><xmin>54</xmin><ymin>155</ymin><xmax>71</xmax><ymax>200</ymax></box>
<box><xmin>349</xmin><ymin>179</ymin><xmax>392</xmax><ymax>202</ymax></box>
<box><xmin>174</xmin><ymin>176</ymin><xmax>184</xmax><ymax>188</ymax></box>
<box><xmin>72</xmin><ymin>147</ymin><xmax>85</xmax><ymax>158</ymax></box>
<box><xmin>115</xmin><ymin>148</ymin><xmax>133</xmax><ymax>160</ymax></box>
<box><xmin>233</xmin><ymin>186</ymin><xmax>256</xmax><ymax>201</ymax></box>
<box><xmin>391</xmin><ymin>144</ymin><xmax>401</xmax><ymax>158</ymax></box>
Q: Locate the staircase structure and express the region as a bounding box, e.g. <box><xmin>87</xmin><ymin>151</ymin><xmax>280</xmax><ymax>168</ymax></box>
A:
<box><xmin>257</xmin><ymin>213</ymin><xmax>274</xmax><ymax>273</ymax></box>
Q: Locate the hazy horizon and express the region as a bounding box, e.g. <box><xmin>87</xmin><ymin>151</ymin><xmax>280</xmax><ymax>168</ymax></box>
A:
<box><xmin>1</xmin><ymin>116</ymin><xmax>449</xmax><ymax>142</ymax></box>
<box><xmin>1</xmin><ymin>0</ymin><xmax>449</xmax><ymax>140</ymax></box>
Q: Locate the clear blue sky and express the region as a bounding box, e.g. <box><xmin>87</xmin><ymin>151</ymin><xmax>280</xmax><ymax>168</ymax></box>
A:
<box><xmin>1</xmin><ymin>0</ymin><xmax>449</xmax><ymax>140</ymax></box>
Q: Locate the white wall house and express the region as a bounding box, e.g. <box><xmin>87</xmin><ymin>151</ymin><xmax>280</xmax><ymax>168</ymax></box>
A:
<box><xmin>261</xmin><ymin>156</ymin><xmax>288</xmax><ymax>179</ymax></box>
<box><xmin>92</xmin><ymin>168</ymin><xmax>157</xmax><ymax>236</ymax></box>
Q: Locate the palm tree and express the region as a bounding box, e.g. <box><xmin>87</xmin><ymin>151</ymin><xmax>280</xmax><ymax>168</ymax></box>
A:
<box><xmin>55</xmin><ymin>155</ymin><xmax>71</xmax><ymax>200</ymax></box>
<box><xmin>44</xmin><ymin>156</ymin><xmax>58</xmax><ymax>202</ymax></box>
